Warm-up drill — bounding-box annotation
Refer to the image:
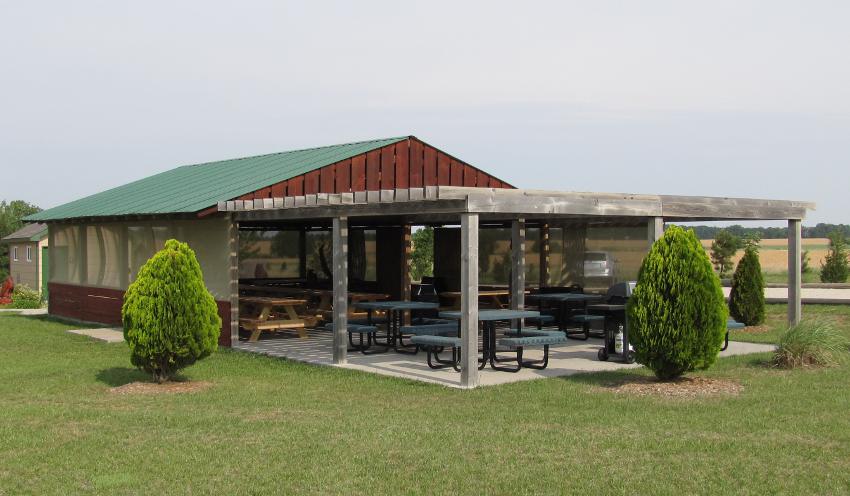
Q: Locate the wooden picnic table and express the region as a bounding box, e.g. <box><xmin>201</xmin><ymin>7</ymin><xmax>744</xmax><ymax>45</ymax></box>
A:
<box><xmin>239</xmin><ymin>297</ymin><xmax>310</xmax><ymax>342</ymax></box>
<box><xmin>238</xmin><ymin>284</ymin><xmax>388</xmax><ymax>317</ymax></box>
<box><xmin>439</xmin><ymin>290</ymin><xmax>516</xmax><ymax>310</ymax></box>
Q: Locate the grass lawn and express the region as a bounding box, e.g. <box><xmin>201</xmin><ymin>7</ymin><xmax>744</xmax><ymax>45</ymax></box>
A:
<box><xmin>1</xmin><ymin>308</ymin><xmax>849</xmax><ymax>494</ymax></box>
<box><xmin>762</xmin><ymin>270</ymin><xmax>822</xmax><ymax>284</ymax></box>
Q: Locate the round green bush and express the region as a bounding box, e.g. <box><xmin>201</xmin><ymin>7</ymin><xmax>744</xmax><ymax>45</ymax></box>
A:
<box><xmin>728</xmin><ymin>244</ymin><xmax>765</xmax><ymax>326</ymax></box>
<box><xmin>122</xmin><ymin>239</ymin><xmax>221</xmax><ymax>383</ymax></box>
<box><xmin>627</xmin><ymin>225</ymin><xmax>728</xmax><ymax>380</ymax></box>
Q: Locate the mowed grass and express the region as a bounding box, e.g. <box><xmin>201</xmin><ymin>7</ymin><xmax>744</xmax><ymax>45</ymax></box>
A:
<box><xmin>1</xmin><ymin>310</ymin><xmax>849</xmax><ymax>495</ymax></box>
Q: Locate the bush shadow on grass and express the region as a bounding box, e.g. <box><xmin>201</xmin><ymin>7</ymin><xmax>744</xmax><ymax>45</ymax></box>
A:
<box><xmin>96</xmin><ymin>367</ymin><xmax>152</xmax><ymax>387</ymax></box>
<box><xmin>558</xmin><ymin>369</ymin><xmax>654</xmax><ymax>389</ymax></box>
<box><xmin>96</xmin><ymin>367</ymin><xmax>192</xmax><ymax>387</ymax></box>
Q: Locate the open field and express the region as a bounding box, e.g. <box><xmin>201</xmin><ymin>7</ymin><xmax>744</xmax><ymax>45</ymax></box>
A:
<box><xmin>701</xmin><ymin>238</ymin><xmax>829</xmax><ymax>274</ymax></box>
<box><xmin>1</xmin><ymin>307</ymin><xmax>849</xmax><ymax>494</ymax></box>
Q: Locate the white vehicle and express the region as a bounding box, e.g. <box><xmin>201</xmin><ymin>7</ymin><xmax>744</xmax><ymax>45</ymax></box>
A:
<box><xmin>584</xmin><ymin>251</ymin><xmax>615</xmax><ymax>278</ymax></box>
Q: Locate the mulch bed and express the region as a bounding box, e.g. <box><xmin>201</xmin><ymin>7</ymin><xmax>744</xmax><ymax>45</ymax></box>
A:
<box><xmin>736</xmin><ymin>325</ymin><xmax>770</xmax><ymax>334</ymax></box>
<box><xmin>600</xmin><ymin>376</ymin><xmax>742</xmax><ymax>398</ymax></box>
<box><xmin>108</xmin><ymin>381</ymin><xmax>212</xmax><ymax>395</ymax></box>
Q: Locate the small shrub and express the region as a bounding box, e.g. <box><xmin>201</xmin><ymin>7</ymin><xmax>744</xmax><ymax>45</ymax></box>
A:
<box><xmin>10</xmin><ymin>284</ymin><xmax>42</xmax><ymax>309</ymax></box>
<box><xmin>774</xmin><ymin>320</ymin><xmax>848</xmax><ymax>368</ymax></box>
<box><xmin>820</xmin><ymin>231</ymin><xmax>849</xmax><ymax>283</ymax></box>
<box><xmin>628</xmin><ymin>226</ymin><xmax>728</xmax><ymax>380</ymax></box>
<box><xmin>122</xmin><ymin>239</ymin><xmax>221</xmax><ymax>383</ymax></box>
<box><xmin>710</xmin><ymin>229</ymin><xmax>741</xmax><ymax>278</ymax></box>
<box><xmin>728</xmin><ymin>241</ymin><xmax>765</xmax><ymax>326</ymax></box>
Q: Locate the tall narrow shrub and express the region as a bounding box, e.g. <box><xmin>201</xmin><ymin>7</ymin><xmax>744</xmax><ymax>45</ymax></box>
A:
<box><xmin>122</xmin><ymin>239</ymin><xmax>221</xmax><ymax>383</ymax></box>
<box><xmin>729</xmin><ymin>240</ymin><xmax>765</xmax><ymax>326</ymax></box>
<box><xmin>820</xmin><ymin>231</ymin><xmax>849</xmax><ymax>283</ymax></box>
<box><xmin>627</xmin><ymin>226</ymin><xmax>728</xmax><ymax>380</ymax></box>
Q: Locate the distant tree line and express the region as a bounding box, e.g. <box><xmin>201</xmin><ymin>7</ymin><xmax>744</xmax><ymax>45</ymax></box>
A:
<box><xmin>682</xmin><ymin>223</ymin><xmax>850</xmax><ymax>240</ymax></box>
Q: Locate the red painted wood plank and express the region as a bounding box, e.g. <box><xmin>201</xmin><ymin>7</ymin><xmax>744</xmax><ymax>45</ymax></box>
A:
<box><xmin>380</xmin><ymin>145</ymin><xmax>395</xmax><ymax>189</ymax></box>
<box><xmin>304</xmin><ymin>170</ymin><xmax>320</xmax><ymax>194</ymax></box>
<box><xmin>271</xmin><ymin>182</ymin><xmax>286</xmax><ymax>197</ymax></box>
<box><xmin>351</xmin><ymin>154</ymin><xmax>366</xmax><ymax>191</ymax></box>
<box><xmin>409</xmin><ymin>139</ymin><xmax>424</xmax><ymax>187</ymax></box>
<box><xmin>462</xmin><ymin>165</ymin><xmax>476</xmax><ymax>186</ymax></box>
<box><xmin>335</xmin><ymin>159</ymin><xmax>351</xmax><ymax>192</ymax></box>
<box><xmin>288</xmin><ymin>176</ymin><xmax>303</xmax><ymax>196</ymax></box>
<box><xmin>488</xmin><ymin>177</ymin><xmax>502</xmax><ymax>188</ymax></box>
<box><xmin>423</xmin><ymin>145</ymin><xmax>437</xmax><ymax>186</ymax></box>
<box><xmin>476</xmin><ymin>170</ymin><xmax>489</xmax><ymax>188</ymax></box>
<box><xmin>366</xmin><ymin>150</ymin><xmax>381</xmax><ymax>190</ymax></box>
<box><xmin>437</xmin><ymin>153</ymin><xmax>450</xmax><ymax>185</ymax></box>
<box><xmin>319</xmin><ymin>165</ymin><xmax>335</xmax><ymax>193</ymax></box>
<box><xmin>450</xmin><ymin>160</ymin><xmax>463</xmax><ymax>186</ymax></box>
<box><xmin>394</xmin><ymin>141</ymin><xmax>409</xmax><ymax>189</ymax></box>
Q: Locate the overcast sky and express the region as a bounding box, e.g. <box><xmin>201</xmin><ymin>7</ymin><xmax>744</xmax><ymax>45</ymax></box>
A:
<box><xmin>1</xmin><ymin>1</ymin><xmax>848</xmax><ymax>224</ymax></box>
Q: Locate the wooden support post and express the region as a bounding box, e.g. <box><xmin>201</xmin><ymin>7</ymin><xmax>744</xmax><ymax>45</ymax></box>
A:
<box><xmin>46</xmin><ymin>224</ymin><xmax>54</xmax><ymax>311</ymax></box>
<box><xmin>78</xmin><ymin>224</ymin><xmax>88</xmax><ymax>285</ymax></box>
<box><xmin>402</xmin><ymin>225</ymin><xmax>412</xmax><ymax>325</ymax></box>
<box><xmin>298</xmin><ymin>228</ymin><xmax>307</xmax><ymax>279</ymax></box>
<box><xmin>228</xmin><ymin>218</ymin><xmax>240</xmax><ymax>346</ymax></box>
<box><xmin>460</xmin><ymin>213</ymin><xmax>479</xmax><ymax>389</ymax></box>
<box><xmin>648</xmin><ymin>217</ymin><xmax>664</xmax><ymax>246</ymax></box>
<box><xmin>118</xmin><ymin>225</ymin><xmax>129</xmax><ymax>289</ymax></box>
<box><xmin>333</xmin><ymin>217</ymin><xmax>349</xmax><ymax>364</ymax></box>
<box><xmin>788</xmin><ymin>219</ymin><xmax>802</xmax><ymax>326</ymax></box>
<box><xmin>511</xmin><ymin>219</ymin><xmax>526</xmax><ymax>328</ymax></box>
<box><xmin>539</xmin><ymin>224</ymin><xmax>550</xmax><ymax>288</ymax></box>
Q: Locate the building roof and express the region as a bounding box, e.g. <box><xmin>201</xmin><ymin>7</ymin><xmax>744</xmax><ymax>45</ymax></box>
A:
<box><xmin>26</xmin><ymin>136</ymin><xmax>410</xmax><ymax>222</ymax></box>
<box><xmin>1</xmin><ymin>223</ymin><xmax>47</xmax><ymax>243</ymax></box>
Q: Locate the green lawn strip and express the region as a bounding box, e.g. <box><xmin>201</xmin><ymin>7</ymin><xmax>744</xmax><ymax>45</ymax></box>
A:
<box><xmin>761</xmin><ymin>271</ymin><xmax>822</xmax><ymax>284</ymax></box>
<box><xmin>0</xmin><ymin>312</ymin><xmax>848</xmax><ymax>494</ymax></box>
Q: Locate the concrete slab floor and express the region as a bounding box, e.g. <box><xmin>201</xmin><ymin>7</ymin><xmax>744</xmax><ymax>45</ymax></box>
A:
<box><xmin>234</xmin><ymin>330</ymin><xmax>776</xmax><ymax>389</ymax></box>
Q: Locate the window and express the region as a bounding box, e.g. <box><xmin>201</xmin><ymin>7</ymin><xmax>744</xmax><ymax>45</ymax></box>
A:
<box><xmin>12</xmin><ymin>246</ymin><xmax>18</xmax><ymax>261</ymax></box>
<box><xmin>26</xmin><ymin>246</ymin><xmax>32</xmax><ymax>262</ymax></box>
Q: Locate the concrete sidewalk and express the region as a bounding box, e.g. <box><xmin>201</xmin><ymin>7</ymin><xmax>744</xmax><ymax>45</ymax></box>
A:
<box><xmin>722</xmin><ymin>287</ymin><xmax>850</xmax><ymax>304</ymax></box>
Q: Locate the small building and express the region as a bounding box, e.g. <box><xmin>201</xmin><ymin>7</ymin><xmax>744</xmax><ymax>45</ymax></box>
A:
<box><xmin>25</xmin><ymin>136</ymin><xmax>814</xmax><ymax>388</ymax></box>
<box><xmin>2</xmin><ymin>223</ymin><xmax>49</xmax><ymax>296</ymax></box>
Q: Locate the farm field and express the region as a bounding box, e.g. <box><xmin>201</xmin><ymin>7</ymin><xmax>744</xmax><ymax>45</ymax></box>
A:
<box><xmin>701</xmin><ymin>238</ymin><xmax>829</xmax><ymax>275</ymax></box>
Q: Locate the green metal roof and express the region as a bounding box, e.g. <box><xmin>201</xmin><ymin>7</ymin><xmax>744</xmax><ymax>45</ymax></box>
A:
<box><xmin>26</xmin><ymin>137</ymin><xmax>408</xmax><ymax>221</ymax></box>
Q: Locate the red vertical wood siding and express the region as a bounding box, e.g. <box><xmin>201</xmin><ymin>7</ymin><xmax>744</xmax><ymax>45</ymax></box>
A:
<box><xmin>288</xmin><ymin>176</ymin><xmax>304</xmax><ymax>196</ymax></box>
<box><xmin>437</xmin><ymin>153</ymin><xmax>450</xmax><ymax>185</ymax></box>
<box><xmin>380</xmin><ymin>146</ymin><xmax>395</xmax><ymax>189</ymax></box>
<box><xmin>229</xmin><ymin>138</ymin><xmax>514</xmax><ymax>201</ymax></box>
<box><xmin>304</xmin><ymin>170</ymin><xmax>320</xmax><ymax>194</ymax></box>
<box><xmin>409</xmin><ymin>140</ymin><xmax>424</xmax><ymax>187</ymax></box>
<box><xmin>351</xmin><ymin>154</ymin><xmax>366</xmax><ymax>190</ymax></box>
<box><xmin>319</xmin><ymin>165</ymin><xmax>335</xmax><ymax>193</ymax></box>
<box><xmin>394</xmin><ymin>141</ymin><xmax>409</xmax><ymax>188</ymax></box>
<box><xmin>450</xmin><ymin>160</ymin><xmax>463</xmax><ymax>185</ymax></box>
<box><xmin>366</xmin><ymin>150</ymin><xmax>381</xmax><ymax>190</ymax></box>
<box><xmin>463</xmin><ymin>165</ymin><xmax>477</xmax><ymax>186</ymax></box>
<box><xmin>423</xmin><ymin>146</ymin><xmax>438</xmax><ymax>186</ymax></box>
<box><xmin>335</xmin><ymin>159</ymin><xmax>351</xmax><ymax>192</ymax></box>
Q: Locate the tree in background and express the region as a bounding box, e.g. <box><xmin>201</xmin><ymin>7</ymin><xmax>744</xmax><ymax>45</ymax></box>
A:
<box><xmin>122</xmin><ymin>240</ymin><xmax>220</xmax><ymax>383</ymax></box>
<box><xmin>710</xmin><ymin>229</ymin><xmax>741</xmax><ymax>278</ymax></box>
<box><xmin>801</xmin><ymin>250</ymin><xmax>811</xmax><ymax>275</ymax></box>
<box><xmin>729</xmin><ymin>237</ymin><xmax>765</xmax><ymax>326</ymax></box>
<box><xmin>627</xmin><ymin>226</ymin><xmax>727</xmax><ymax>380</ymax></box>
<box><xmin>820</xmin><ymin>231</ymin><xmax>849</xmax><ymax>283</ymax></box>
<box><xmin>0</xmin><ymin>200</ymin><xmax>41</xmax><ymax>281</ymax></box>
<box><xmin>410</xmin><ymin>227</ymin><xmax>434</xmax><ymax>282</ymax></box>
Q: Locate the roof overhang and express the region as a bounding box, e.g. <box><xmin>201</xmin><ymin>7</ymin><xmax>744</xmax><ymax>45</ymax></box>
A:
<box><xmin>220</xmin><ymin>186</ymin><xmax>814</xmax><ymax>224</ymax></box>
